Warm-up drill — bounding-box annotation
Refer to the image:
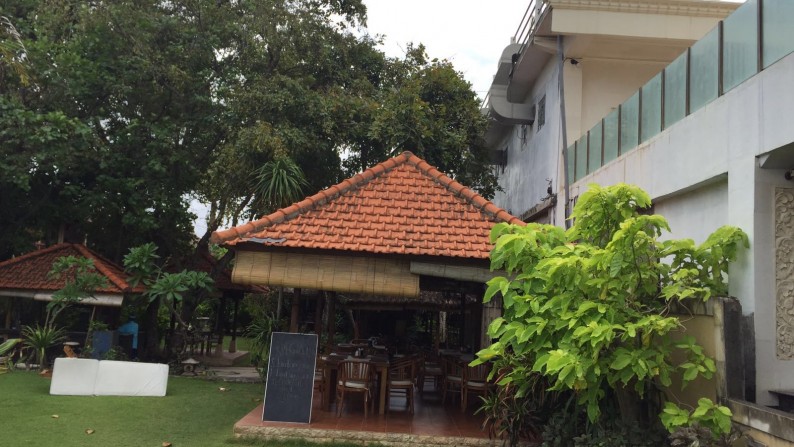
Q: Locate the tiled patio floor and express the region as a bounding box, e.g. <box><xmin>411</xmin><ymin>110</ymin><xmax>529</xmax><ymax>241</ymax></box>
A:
<box><xmin>234</xmin><ymin>386</ymin><xmax>504</xmax><ymax>446</ymax></box>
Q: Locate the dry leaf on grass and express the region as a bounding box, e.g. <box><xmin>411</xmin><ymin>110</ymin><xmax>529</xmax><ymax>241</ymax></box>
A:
<box><xmin>218</xmin><ymin>387</ymin><xmax>228</xmax><ymax>392</ymax></box>
<box><xmin>51</xmin><ymin>415</ymin><xmax>59</xmax><ymax>419</ymax></box>
<box><xmin>85</xmin><ymin>429</ymin><xmax>95</xmax><ymax>435</ymax></box>
<box><xmin>162</xmin><ymin>442</ymin><xmax>172</xmax><ymax>447</ymax></box>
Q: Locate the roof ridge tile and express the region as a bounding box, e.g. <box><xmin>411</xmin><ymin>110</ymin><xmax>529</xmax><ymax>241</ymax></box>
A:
<box><xmin>0</xmin><ymin>243</ymin><xmax>140</xmax><ymax>295</ymax></box>
<box><xmin>0</xmin><ymin>242</ymin><xmax>70</xmax><ymax>269</ymax></box>
<box><xmin>73</xmin><ymin>244</ymin><xmax>131</xmax><ymax>292</ymax></box>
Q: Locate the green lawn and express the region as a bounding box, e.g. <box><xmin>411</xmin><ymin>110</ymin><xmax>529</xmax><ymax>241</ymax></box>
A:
<box><xmin>0</xmin><ymin>371</ymin><xmax>377</xmax><ymax>447</ymax></box>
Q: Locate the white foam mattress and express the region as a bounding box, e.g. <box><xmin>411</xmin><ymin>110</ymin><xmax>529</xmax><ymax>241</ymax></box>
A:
<box><xmin>94</xmin><ymin>360</ymin><xmax>169</xmax><ymax>396</ymax></box>
<box><xmin>49</xmin><ymin>358</ymin><xmax>99</xmax><ymax>396</ymax></box>
<box><xmin>50</xmin><ymin>358</ymin><xmax>169</xmax><ymax>397</ymax></box>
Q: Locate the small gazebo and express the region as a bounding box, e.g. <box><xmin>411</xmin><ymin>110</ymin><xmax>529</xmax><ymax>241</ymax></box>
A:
<box><xmin>211</xmin><ymin>151</ymin><xmax>524</xmax><ymax>351</ymax></box>
<box><xmin>0</xmin><ymin>243</ymin><xmax>139</xmax><ymax>338</ymax></box>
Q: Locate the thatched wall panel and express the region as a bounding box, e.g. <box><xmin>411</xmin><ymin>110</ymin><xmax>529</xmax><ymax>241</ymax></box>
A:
<box><xmin>232</xmin><ymin>251</ymin><xmax>419</xmax><ymax>297</ymax></box>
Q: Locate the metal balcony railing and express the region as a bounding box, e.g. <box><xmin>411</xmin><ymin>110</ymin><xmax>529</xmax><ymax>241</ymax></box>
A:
<box><xmin>513</xmin><ymin>0</ymin><xmax>549</xmax><ymax>54</ymax></box>
<box><xmin>482</xmin><ymin>1</ymin><xmax>549</xmax><ymax>108</ymax></box>
<box><xmin>567</xmin><ymin>0</ymin><xmax>794</xmax><ymax>185</ymax></box>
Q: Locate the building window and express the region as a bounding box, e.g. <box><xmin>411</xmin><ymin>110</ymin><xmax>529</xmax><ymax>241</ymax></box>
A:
<box><xmin>565</xmin><ymin>195</ymin><xmax>578</xmax><ymax>229</ymax></box>
<box><xmin>537</xmin><ymin>95</ymin><xmax>546</xmax><ymax>130</ymax></box>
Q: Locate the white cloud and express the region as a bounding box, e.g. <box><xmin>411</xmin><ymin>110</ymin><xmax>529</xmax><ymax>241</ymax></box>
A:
<box><xmin>362</xmin><ymin>0</ymin><xmax>529</xmax><ymax>99</ymax></box>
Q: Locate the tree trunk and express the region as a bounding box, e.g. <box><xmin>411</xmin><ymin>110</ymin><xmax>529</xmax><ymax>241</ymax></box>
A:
<box><xmin>615</xmin><ymin>384</ymin><xmax>643</xmax><ymax>426</ymax></box>
<box><xmin>142</xmin><ymin>297</ymin><xmax>162</xmax><ymax>361</ymax></box>
<box><xmin>229</xmin><ymin>297</ymin><xmax>239</xmax><ymax>353</ymax></box>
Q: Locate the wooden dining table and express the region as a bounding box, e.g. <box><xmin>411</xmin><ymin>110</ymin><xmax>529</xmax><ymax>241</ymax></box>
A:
<box><xmin>321</xmin><ymin>354</ymin><xmax>390</xmax><ymax>415</ymax></box>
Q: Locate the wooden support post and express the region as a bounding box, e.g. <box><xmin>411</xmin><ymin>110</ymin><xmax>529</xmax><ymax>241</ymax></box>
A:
<box><xmin>3</xmin><ymin>298</ymin><xmax>12</xmax><ymax>329</ymax></box>
<box><xmin>434</xmin><ymin>311</ymin><xmax>441</xmax><ymax>352</ymax></box>
<box><xmin>314</xmin><ymin>293</ymin><xmax>324</xmax><ymax>336</ymax></box>
<box><xmin>289</xmin><ymin>288</ymin><xmax>302</xmax><ymax>333</ymax></box>
<box><xmin>276</xmin><ymin>287</ymin><xmax>284</xmax><ymax>326</ymax></box>
<box><xmin>326</xmin><ymin>291</ymin><xmax>336</xmax><ymax>354</ymax></box>
<box><xmin>473</xmin><ymin>291</ymin><xmax>483</xmax><ymax>352</ymax></box>
<box><xmin>460</xmin><ymin>292</ymin><xmax>466</xmax><ymax>350</ymax></box>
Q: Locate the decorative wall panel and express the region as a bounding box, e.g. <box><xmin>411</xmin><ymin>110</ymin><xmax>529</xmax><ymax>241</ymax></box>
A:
<box><xmin>776</xmin><ymin>188</ymin><xmax>794</xmax><ymax>359</ymax></box>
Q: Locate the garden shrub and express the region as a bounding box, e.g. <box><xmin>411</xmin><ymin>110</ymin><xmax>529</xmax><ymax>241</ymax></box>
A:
<box><xmin>474</xmin><ymin>183</ymin><xmax>747</xmax><ymax>443</ymax></box>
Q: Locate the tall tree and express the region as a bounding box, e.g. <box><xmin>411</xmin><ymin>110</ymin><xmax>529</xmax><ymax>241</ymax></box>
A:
<box><xmin>193</xmin><ymin>0</ymin><xmax>382</xmax><ymax>244</ymax></box>
<box><xmin>2</xmin><ymin>1</ymin><xmax>497</xmax><ymax>262</ymax></box>
<box><xmin>345</xmin><ymin>44</ymin><xmax>499</xmax><ymax>199</ymax></box>
<box><xmin>0</xmin><ymin>9</ymin><xmax>94</xmax><ymax>259</ymax></box>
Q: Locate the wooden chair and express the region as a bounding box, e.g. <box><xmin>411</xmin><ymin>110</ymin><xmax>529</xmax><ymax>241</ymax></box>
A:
<box><xmin>336</xmin><ymin>360</ymin><xmax>374</xmax><ymax>417</ymax></box>
<box><xmin>441</xmin><ymin>356</ymin><xmax>465</xmax><ymax>407</ymax></box>
<box><xmin>418</xmin><ymin>352</ymin><xmax>443</xmax><ymax>394</ymax></box>
<box><xmin>462</xmin><ymin>362</ymin><xmax>495</xmax><ymax>412</ymax></box>
<box><xmin>387</xmin><ymin>356</ymin><xmax>416</xmax><ymax>414</ymax></box>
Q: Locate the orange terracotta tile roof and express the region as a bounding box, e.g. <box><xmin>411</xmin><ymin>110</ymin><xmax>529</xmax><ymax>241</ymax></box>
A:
<box><xmin>0</xmin><ymin>243</ymin><xmax>139</xmax><ymax>294</ymax></box>
<box><xmin>211</xmin><ymin>151</ymin><xmax>524</xmax><ymax>260</ymax></box>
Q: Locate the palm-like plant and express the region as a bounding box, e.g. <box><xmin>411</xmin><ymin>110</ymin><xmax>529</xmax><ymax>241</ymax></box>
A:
<box><xmin>250</xmin><ymin>156</ymin><xmax>310</xmax><ymax>217</ymax></box>
<box><xmin>245</xmin><ymin>314</ymin><xmax>276</xmax><ymax>380</ymax></box>
<box><xmin>0</xmin><ymin>338</ymin><xmax>22</xmax><ymax>374</ymax></box>
<box><xmin>0</xmin><ymin>338</ymin><xmax>21</xmax><ymax>356</ymax></box>
<box><xmin>22</xmin><ymin>325</ymin><xmax>65</xmax><ymax>370</ymax></box>
<box><xmin>1</xmin><ymin>15</ymin><xmax>30</xmax><ymax>85</ymax></box>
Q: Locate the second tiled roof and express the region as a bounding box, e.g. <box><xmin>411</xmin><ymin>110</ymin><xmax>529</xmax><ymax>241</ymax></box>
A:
<box><xmin>211</xmin><ymin>151</ymin><xmax>523</xmax><ymax>260</ymax></box>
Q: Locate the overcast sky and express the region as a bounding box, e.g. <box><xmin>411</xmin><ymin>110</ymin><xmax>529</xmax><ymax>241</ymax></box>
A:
<box><xmin>362</xmin><ymin>0</ymin><xmax>744</xmax><ymax>98</ymax></box>
<box><xmin>362</xmin><ymin>0</ymin><xmax>529</xmax><ymax>99</ymax></box>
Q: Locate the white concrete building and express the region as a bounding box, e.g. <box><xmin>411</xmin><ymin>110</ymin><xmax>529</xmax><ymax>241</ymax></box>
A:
<box><xmin>484</xmin><ymin>0</ymin><xmax>794</xmax><ymax>443</ymax></box>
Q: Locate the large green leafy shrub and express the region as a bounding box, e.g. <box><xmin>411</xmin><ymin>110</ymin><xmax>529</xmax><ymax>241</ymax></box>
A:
<box><xmin>475</xmin><ymin>183</ymin><xmax>747</xmax><ymax>434</ymax></box>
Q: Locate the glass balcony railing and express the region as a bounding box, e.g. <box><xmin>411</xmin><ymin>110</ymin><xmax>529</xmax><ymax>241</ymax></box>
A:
<box><xmin>566</xmin><ymin>0</ymin><xmax>794</xmax><ymax>184</ymax></box>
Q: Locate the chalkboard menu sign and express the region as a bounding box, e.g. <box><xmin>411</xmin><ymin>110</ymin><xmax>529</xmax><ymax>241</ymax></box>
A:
<box><xmin>262</xmin><ymin>332</ymin><xmax>318</xmax><ymax>423</ymax></box>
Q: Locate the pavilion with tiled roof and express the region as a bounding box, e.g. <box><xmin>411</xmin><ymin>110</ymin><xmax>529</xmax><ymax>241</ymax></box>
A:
<box><xmin>0</xmin><ymin>243</ymin><xmax>140</xmax><ymax>308</ymax></box>
<box><xmin>211</xmin><ymin>151</ymin><xmax>523</xmax><ymax>350</ymax></box>
<box><xmin>0</xmin><ymin>243</ymin><xmax>144</xmax><ymax>340</ymax></box>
